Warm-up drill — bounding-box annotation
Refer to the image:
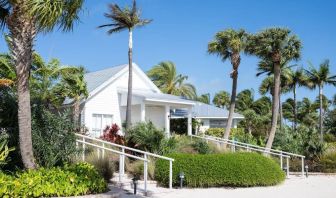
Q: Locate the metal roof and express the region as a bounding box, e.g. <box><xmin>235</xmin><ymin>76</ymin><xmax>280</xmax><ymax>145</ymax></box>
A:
<box><xmin>84</xmin><ymin>64</ymin><xmax>127</xmax><ymax>93</ymax></box>
<box><xmin>171</xmin><ymin>102</ymin><xmax>244</xmax><ymax>119</ymax></box>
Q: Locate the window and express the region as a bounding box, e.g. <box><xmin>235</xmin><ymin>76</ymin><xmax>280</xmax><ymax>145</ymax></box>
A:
<box><xmin>92</xmin><ymin>114</ymin><xmax>113</xmax><ymax>137</ymax></box>
<box><xmin>209</xmin><ymin>119</ymin><xmax>227</xmax><ymax>128</ymax></box>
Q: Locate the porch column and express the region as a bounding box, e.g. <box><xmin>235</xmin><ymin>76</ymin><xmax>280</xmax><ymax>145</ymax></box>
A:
<box><xmin>187</xmin><ymin>107</ymin><xmax>192</xmax><ymax>136</ymax></box>
<box><xmin>140</xmin><ymin>102</ymin><xmax>145</xmax><ymax>122</ymax></box>
<box><xmin>165</xmin><ymin>105</ymin><xmax>170</xmax><ymax>137</ymax></box>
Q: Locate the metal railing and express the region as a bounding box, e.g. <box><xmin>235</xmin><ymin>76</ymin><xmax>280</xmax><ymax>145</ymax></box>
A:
<box><xmin>75</xmin><ymin>133</ymin><xmax>174</xmax><ymax>193</ymax></box>
<box><xmin>191</xmin><ymin>134</ymin><xmax>305</xmax><ymax>177</ymax></box>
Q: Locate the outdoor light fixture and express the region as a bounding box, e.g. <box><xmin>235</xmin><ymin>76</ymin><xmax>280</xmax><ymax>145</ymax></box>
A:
<box><xmin>132</xmin><ymin>177</ymin><xmax>138</xmax><ymax>195</ymax></box>
<box><xmin>305</xmin><ymin>165</ymin><xmax>309</xmax><ymax>178</ymax></box>
<box><xmin>179</xmin><ymin>171</ymin><xmax>185</xmax><ymax>188</ymax></box>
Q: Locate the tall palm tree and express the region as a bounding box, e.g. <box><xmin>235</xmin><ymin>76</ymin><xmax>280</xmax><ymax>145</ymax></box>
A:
<box><xmin>285</xmin><ymin>68</ymin><xmax>310</xmax><ymax>131</ymax></box>
<box><xmin>0</xmin><ymin>0</ymin><xmax>83</xmax><ymax>169</ymax></box>
<box><xmin>246</xmin><ymin>28</ymin><xmax>301</xmax><ymax>149</ymax></box>
<box><xmin>98</xmin><ymin>0</ymin><xmax>152</xmax><ymax>130</ymax></box>
<box><xmin>212</xmin><ymin>90</ymin><xmax>230</xmax><ymax>108</ymax></box>
<box><xmin>147</xmin><ymin>61</ymin><xmax>197</xmax><ymax>99</ymax></box>
<box><xmin>305</xmin><ymin>60</ymin><xmax>336</xmax><ymax>141</ymax></box>
<box><xmin>55</xmin><ymin>66</ymin><xmax>88</xmax><ymax>127</ymax></box>
<box><xmin>208</xmin><ymin>29</ymin><xmax>249</xmax><ymax>140</ymax></box>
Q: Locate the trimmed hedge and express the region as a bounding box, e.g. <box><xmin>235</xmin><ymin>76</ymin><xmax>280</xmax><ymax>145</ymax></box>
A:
<box><xmin>155</xmin><ymin>152</ymin><xmax>285</xmax><ymax>187</ymax></box>
<box><xmin>0</xmin><ymin>163</ymin><xmax>107</xmax><ymax>197</ymax></box>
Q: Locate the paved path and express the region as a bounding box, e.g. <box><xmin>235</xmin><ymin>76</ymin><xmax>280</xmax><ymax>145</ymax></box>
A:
<box><xmin>114</xmin><ymin>175</ymin><xmax>336</xmax><ymax>198</ymax></box>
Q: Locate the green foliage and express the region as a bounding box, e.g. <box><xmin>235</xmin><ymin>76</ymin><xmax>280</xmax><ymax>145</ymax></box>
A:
<box><xmin>155</xmin><ymin>153</ymin><xmax>285</xmax><ymax>187</ymax></box>
<box><xmin>32</xmin><ymin>107</ymin><xmax>78</xmax><ymax>168</ymax></box>
<box><xmin>85</xmin><ymin>153</ymin><xmax>114</xmax><ymax>182</ymax></box>
<box><xmin>127</xmin><ymin>160</ymin><xmax>155</xmax><ymax>180</ymax></box>
<box><xmin>231</xmin><ymin>128</ymin><xmax>258</xmax><ymax>145</ymax></box>
<box><xmin>174</xmin><ymin>135</ymin><xmax>218</xmax><ymax>154</ymax></box>
<box><xmin>205</xmin><ymin>128</ymin><xmax>224</xmax><ymax>137</ymax></box>
<box><xmin>0</xmin><ymin>163</ymin><xmax>107</xmax><ymax>197</ymax></box>
<box><xmin>212</xmin><ymin>90</ymin><xmax>230</xmax><ymax>108</ymax></box>
<box><xmin>126</xmin><ymin>122</ymin><xmax>177</xmax><ymax>155</ymax></box>
<box><xmin>0</xmin><ymin>132</ymin><xmax>14</xmax><ymax>167</ymax></box>
<box><xmin>320</xmin><ymin>152</ymin><xmax>336</xmax><ymax>173</ymax></box>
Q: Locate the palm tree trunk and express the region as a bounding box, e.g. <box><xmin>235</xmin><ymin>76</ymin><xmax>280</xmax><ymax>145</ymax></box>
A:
<box><xmin>293</xmin><ymin>85</ymin><xmax>297</xmax><ymax>132</ymax></box>
<box><xmin>223</xmin><ymin>53</ymin><xmax>240</xmax><ymax>140</ymax></box>
<box><xmin>7</xmin><ymin>6</ymin><xmax>36</xmax><ymax>169</ymax></box>
<box><xmin>73</xmin><ymin>98</ymin><xmax>80</xmax><ymax>128</ymax></box>
<box><xmin>125</xmin><ymin>30</ymin><xmax>133</xmax><ymax>130</ymax></box>
<box><xmin>319</xmin><ymin>84</ymin><xmax>323</xmax><ymax>141</ymax></box>
<box><xmin>266</xmin><ymin>62</ymin><xmax>281</xmax><ymax>150</ymax></box>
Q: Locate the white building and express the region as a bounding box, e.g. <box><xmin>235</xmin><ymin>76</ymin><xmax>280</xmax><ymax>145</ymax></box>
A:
<box><xmin>76</xmin><ymin>63</ymin><xmax>243</xmax><ymax>137</ymax></box>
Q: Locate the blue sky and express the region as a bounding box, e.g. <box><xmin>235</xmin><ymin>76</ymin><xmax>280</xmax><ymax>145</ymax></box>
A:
<box><xmin>1</xmin><ymin>0</ymin><xmax>335</xmax><ymax>102</ymax></box>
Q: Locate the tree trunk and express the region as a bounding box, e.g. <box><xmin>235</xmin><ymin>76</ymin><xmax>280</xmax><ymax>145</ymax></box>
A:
<box><xmin>223</xmin><ymin>53</ymin><xmax>240</xmax><ymax>140</ymax></box>
<box><xmin>73</xmin><ymin>98</ymin><xmax>80</xmax><ymax>128</ymax></box>
<box><xmin>7</xmin><ymin>4</ymin><xmax>36</xmax><ymax>169</ymax></box>
<box><xmin>279</xmin><ymin>86</ymin><xmax>283</xmax><ymax>131</ymax></box>
<box><xmin>125</xmin><ymin>30</ymin><xmax>133</xmax><ymax>130</ymax></box>
<box><xmin>293</xmin><ymin>85</ymin><xmax>297</xmax><ymax>132</ymax></box>
<box><xmin>319</xmin><ymin>85</ymin><xmax>323</xmax><ymax>142</ymax></box>
<box><xmin>266</xmin><ymin>61</ymin><xmax>281</xmax><ymax>150</ymax></box>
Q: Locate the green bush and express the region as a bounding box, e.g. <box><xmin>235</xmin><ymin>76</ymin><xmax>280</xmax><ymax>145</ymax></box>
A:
<box><xmin>32</xmin><ymin>107</ymin><xmax>78</xmax><ymax>168</ymax></box>
<box><xmin>320</xmin><ymin>152</ymin><xmax>336</xmax><ymax>173</ymax></box>
<box><xmin>0</xmin><ymin>162</ymin><xmax>107</xmax><ymax>197</ymax></box>
<box><xmin>155</xmin><ymin>152</ymin><xmax>285</xmax><ymax>187</ymax></box>
<box><xmin>205</xmin><ymin>128</ymin><xmax>224</xmax><ymax>137</ymax></box>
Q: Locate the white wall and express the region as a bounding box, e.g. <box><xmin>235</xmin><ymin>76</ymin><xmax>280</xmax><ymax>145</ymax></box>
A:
<box><xmin>145</xmin><ymin>106</ymin><xmax>165</xmax><ymax>129</ymax></box>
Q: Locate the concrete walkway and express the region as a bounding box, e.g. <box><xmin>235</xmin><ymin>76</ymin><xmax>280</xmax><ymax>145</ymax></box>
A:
<box><xmin>113</xmin><ymin>175</ymin><xmax>336</xmax><ymax>198</ymax></box>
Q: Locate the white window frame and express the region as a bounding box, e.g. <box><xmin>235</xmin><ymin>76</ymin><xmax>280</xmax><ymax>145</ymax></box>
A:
<box><xmin>91</xmin><ymin>114</ymin><xmax>113</xmax><ymax>137</ymax></box>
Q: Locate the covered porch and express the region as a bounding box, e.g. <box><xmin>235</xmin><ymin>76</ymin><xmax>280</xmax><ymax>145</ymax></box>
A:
<box><xmin>119</xmin><ymin>89</ymin><xmax>195</xmax><ymax>137</ymax></box>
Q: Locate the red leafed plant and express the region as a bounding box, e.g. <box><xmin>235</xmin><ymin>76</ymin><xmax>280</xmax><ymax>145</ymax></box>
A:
<box><xmin>100</xmin><ymin>124</ymin><xmax>125</xmax><ymax>145</ymax></box>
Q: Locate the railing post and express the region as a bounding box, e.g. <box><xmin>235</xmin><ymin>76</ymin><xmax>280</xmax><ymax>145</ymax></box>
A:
<box><xmin>280</xmin><ymin>151</ymin><xmax>283</xmax><ymax>169</ymax></box>
<box><xmin>82</xmin><ymin>137</ymin><xmax>85</xmax><ymax>161</ymax></box>
<box><xmin>301</xmin><ymin>157</ymin><xmax>304</xmax><ymax>177</ymax></box>
<box><xmin>144</xmin><ymin>154</ymin><xmax>148</xmax><ymax>195</ymax></box>
<box><xmin>286</xmin><ymin>157</ymin><xmax>289</xmax><ymax>178</ymax></box>
<box><xmin>169</xmin><ymin>160</ymin><xmax>173</xmax><ymax>189</ymax></box>
<box><xmin>119</xmin><ymin>154</ymin><xmax>122</xmax><ymax>183</ymax></box>
<box><xmin>121</xmin><ymin>148</ymin><xmax>125</xmax><ymax>175</ymax></box>
<box><xmin>97</xmin><ymin>147</ymin><xmax>100</xmax><ymax>158</ymax></box>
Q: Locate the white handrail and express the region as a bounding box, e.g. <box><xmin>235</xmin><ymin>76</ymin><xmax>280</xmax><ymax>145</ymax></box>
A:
<box><xmin>75</xmin><ymin>133</ymin><xmax>174</xmax><ymax>191</ymax></box>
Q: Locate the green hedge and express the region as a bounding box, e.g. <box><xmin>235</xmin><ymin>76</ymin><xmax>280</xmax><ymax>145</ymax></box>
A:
<box><xmin>155</xmin><ymin>152</ymin><xmax>285</xmax><ymax>187</ymax></box>
<box><xmin>0</xmin><ymin>163</ymin><xmax>107</xmax><ymax>197</ymax></box>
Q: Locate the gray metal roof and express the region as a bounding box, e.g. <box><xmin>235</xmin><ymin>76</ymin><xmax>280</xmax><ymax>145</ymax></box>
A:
<box><xmin>84</xmin><ymin>64</ymin><xmax>127</xmax><ymax>93</ymax></box>
<box><xmin>171</xmin><ymin>102</ymin><xmax>244</xmax><ymax>119</ymax></box>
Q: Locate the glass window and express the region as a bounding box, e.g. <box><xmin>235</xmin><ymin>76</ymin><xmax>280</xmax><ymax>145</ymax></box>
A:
<box><xmin>92</xmin><ymin>114</ymin><xmax>113</xmax><ymax>137</ymax></box>
<box><xmin>209</xmin><ymin>119</ymin><xmax>227</xmax><ymax>128</ymax></box>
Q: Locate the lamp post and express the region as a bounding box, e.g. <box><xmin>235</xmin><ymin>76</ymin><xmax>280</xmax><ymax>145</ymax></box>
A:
<box><xmin>179</xmin><ymin>172</ymin><xmax>185</xmax><ymax>188</ymax></box>
<box><xmin>305</xmin><ymin>165</ymin><xmax>309</xmax><ymax>178</ymax></box>
<box><xmin>132</xmin><ymin>177</ymin><xmax>138</xmax><ymax>195</ymax></box>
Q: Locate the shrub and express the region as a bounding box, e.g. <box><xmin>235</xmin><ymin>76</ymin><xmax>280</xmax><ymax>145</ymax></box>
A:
<box><xmin>0</xmin><ymin>132</ymin><xmax>14</xmax><ymax>168</ymax></box>
<box><xmin>127</xmin><ymin>160</ymin><xmax>156</xmax><ymax>180</ymax></box>
<box><xmin>320</xmin><ymin>152</ymin><xmax>336</xmax><ymax>173</ymax></box>
<box><xmin>32</xmin><ymin>107</ymin><xmax>78</xmax><ymax>168</ymax></box>
<box><xmin>205</xmin><ymin>128</ymin><xmax>224</xmax><ymax>137</ymax></box>
<box><xmin>0</xmin><ymin>163</ymin><xmax>107</xmax><ymax>197</ymax></box>
<box><xmin>86</xmin><ymin>153</ymin><xmax>115</xmax><ymax>182</ymax></box>
<box><xmin>174</xmin><ymin>135</ymin><xmax>219</xmax><ymax>154</ymax></box>
<box><xmin>155</xmin><ymin>152</ymin><xmax>285</xmax><ymax>187</ymax></box>
<box><xmin>100</xmin><ymin>123</ymin><xmax>125</xmax><ymax>145</ymax></box>
<box><xmin>126</xmin><ymin>122</ymin><xmax>177</xmax><ymax>154</ymax></box>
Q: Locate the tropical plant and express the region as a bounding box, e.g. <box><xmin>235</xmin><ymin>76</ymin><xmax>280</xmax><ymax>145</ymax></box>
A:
<box><xmin>0</xmin><ymin>0</ymin><xmax>84</xmax><ymax>169</ymax></box>
<box><xmin>208</xmin><ymin>29</ymin><xmax>249</xmax><ymax>140</ymax></box>
<box><xmin>98</xmin><ymin>0</ymin><xmax>152</xmax><ymax>129</ymax></box>
<box><xmin>197</xmin><ymin>93</ymin><xmax>210</xmax><ymax>104</ymax></box>
<box><xmin>297</xmin><ymin>97</ymin><xmax>319</xmax><ymax>128</ymax></box>
<box><xmin>0</xmin><ymin>132</ymin><xmax>14</xmax><ymax>167</ymax></box>
<box><xmin>147</xmin><ymin>61</ymin><xmax>197</xmax><ymax>99</ymax></box>
<box><xmin>54</xmin><ymin>66</ymin><xmax>88</xmax><ymax>125</ymax></box>
<box><xmin>100</xmin><ymin>123</ymin><xmax>125</xmax><ymax>145</ymax></box>
<box><xmin>245</xmin><ymin>28</ymin><xmax>301</xmax><ymax>149</ymax></box>
<box><xmin>305</xmin><ymin>60</ymin><xmax>336</xmax><ymax>141</ymax></box>
<box><xmin>212</xmin><ymin>90</ymin><xmax>230</xmax><ymax>108</ymax></box>
<box><xmin>235</xmin><ymin>89</ymin><xmax>254</xmax><ymax>112</ymax></box>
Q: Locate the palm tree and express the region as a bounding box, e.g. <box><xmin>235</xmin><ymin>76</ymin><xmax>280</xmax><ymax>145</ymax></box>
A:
<box><xmin>1</xmin><ymin>0</ymin><xmax>83</xmax><ymax>169</ymax></box>
<box><xmin>98</xmin><ymin>0</ymin><xmax>152</xmax><ymax>130</ymax></box>
<box><xmin>297</xmin><ymin>97</ymin><xmax>319</xmax><ymax>128</ymax></box>
<box><xmin>285</xmin><ymin>68</ymin><xmax>309</xmax><ymax>131</ymax></box>
<box><xmin>246</xmin><ymin>28</ymin><xmax>301</xmax><ymax>149</ymax></box>
<box><xmin>212</xmin><ymin>91</ymin><xmax>230</xmax><ymax>108</ymax></box>
<box><xmin>235</xmin><ymin>89</ymin><xmax>254</xmax><ymax>113</ymax></box>
<box><xmin>55</xmin><ymin>66</ymin><xmax>88</xmax><ymax>127</ymax></box>
<box><xmin>208</xmin><ymin>29</ymin><xmax>249</xmax><ymax>140</ymax></box>
<box><xmin>147</xmin><ymin>61</ymin><xmax>197</xmax><ymax>99</ymax></box>
<box><xmin>305</xmin><ymin>60</ymin><xmax>336</xmax><ymax>141</ymax></box>
<box><xmin>197</xmin><ymin>94</ymin><xmax>210</xmax><ymax>104</ymax></box>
